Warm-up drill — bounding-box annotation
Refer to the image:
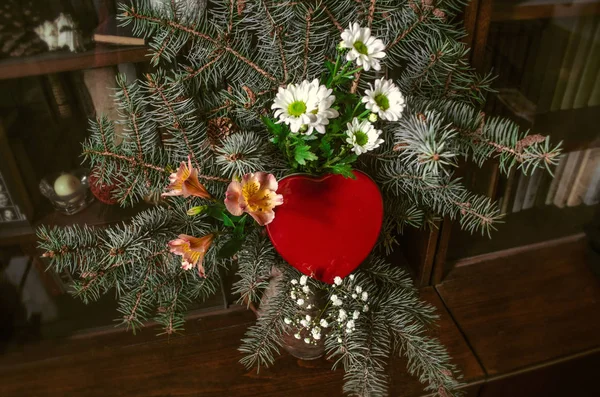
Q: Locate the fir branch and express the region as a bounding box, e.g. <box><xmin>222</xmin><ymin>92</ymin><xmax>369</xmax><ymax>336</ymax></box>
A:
<box><xmin>123</xmin><ymin>7</ymin><xmax>278</xmax><ymax>83</ymax></box>
<box><xmin>238</xmin><ymin>268</ymin><xmax>297</xmax><ymax>371</ymax></box>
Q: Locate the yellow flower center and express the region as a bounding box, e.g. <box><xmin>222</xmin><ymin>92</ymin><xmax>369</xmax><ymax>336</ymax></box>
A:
<box><xmin>288</xmin><ymin>100</ymin><xmax>307</xmax><ymax>117</ymax></box>
<box><xmin>353</xmin><ymin>40</ymin><xmax>369</xmax><ymax>55</ymax></box>
<box><xmin>242</xmin><ymin>181</ymin><xmax>273</xmax><ymax>213</ymax></box>
<box><xmin>374</xmin><ymin>94</ymin><xmax>389</xmax><ymax>110</ymax></box>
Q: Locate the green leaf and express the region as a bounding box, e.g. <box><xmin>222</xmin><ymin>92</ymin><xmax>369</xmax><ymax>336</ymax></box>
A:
<box><xmin>217</xmin><ymin>236</ymin><xmax>246</xmax><ymax>258</ymax></box>
<box><xmin>319</xmin><ymin>140</ymin><xmax>333</xmax><ymax>158</ymax></box>
<box><xmin>330</xmin><ymin>163</ymin><xmax>355</xmax><ymax>178</ymax></box>
<box><xmin>233</xmin><ymin>215</ymin><xmax>248</xmax><ymax>236</ymax></box>
<box><xmin>261</xmin><ymin>116</ymin><xmax>282</xmax><ymax>135</ymax></box>
<box><xmin>294</xmin><ymin>144</ymin><xmax>318</xmax><ymax>165</ymax></box>
<box><xmin>207</xmin><ymin>204</ymin><xmax>225</xmax><ymax>221</ymax></box>
<box><xmin>222</xmin><ymin>213</ymin><xmax>235</xmax><ymax>228</ymax></box>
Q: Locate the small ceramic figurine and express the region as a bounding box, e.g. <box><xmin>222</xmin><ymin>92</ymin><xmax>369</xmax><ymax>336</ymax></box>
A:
<box><xmin>34</xmin><ymin>13</ymin><xmax>84</xmax><ymax>53</ymax></box>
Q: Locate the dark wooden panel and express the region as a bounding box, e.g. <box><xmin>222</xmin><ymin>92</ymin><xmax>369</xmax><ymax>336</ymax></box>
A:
<box><xmin>479</xmin><ymin>349</ymin><xmax>600</xmax><ymax>397</ymax></box>
<box><xmin>0</xmin><ymin>289</ymin><xmax>483</xmax><ymax>397</ymax></box>
<box><xmin>437</xmin><ymin>239</ymin><xmax>600</xmax><ymax>375</ymax></box>
<box><xmin>492</xmin><ymin>1</ymin><xmax>600</xmax><ymax>22</ymax></box>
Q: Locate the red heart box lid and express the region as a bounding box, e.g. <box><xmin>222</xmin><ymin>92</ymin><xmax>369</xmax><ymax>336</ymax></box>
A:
<box><xmin>266</xmin><ymin>170</ymin><xmax>383</xmax><ymax>284</ymax></box>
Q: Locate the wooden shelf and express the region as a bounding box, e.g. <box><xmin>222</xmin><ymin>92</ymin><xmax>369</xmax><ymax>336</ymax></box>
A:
<box><xmin>0</xmin><ymin>289</ymin><xmax>485</xmax><ymax>397</ymax></box>
<box><xmin>532</xmin><ymin>106</ymin><xmax>600</xmax><ymax>152</ymax></box>
<box><xmin>493</xmin><ymin>0</ymin><xmax>600</xmax><ymax>22</ymax></box>
<box><xmin>446</xmin><ymin>204</ymin><xmax>597</xmax><ymax>262</ymax></box>
<box><xmin>0</xmin><ymin>199</ymin><xmax>152</xmax><ymax>246</ymax></box>
<box><xmin>0</xmin><ymin>46</ymin><xmax>149</xmax><ymax>80</ymax></box>
<box><xmin>438</xmin><ymin>238</ymin><xmax>600</xmax><ymax>378</ymax></box>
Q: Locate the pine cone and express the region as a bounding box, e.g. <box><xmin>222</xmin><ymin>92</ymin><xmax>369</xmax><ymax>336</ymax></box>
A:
<box><xmin>207</xmin><ymin>117</ymin><xmax>238</xmax><ymax>148</ymax></box>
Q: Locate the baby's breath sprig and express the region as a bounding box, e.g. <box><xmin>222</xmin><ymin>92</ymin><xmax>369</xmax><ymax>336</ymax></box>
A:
<box><xmin>284</xmin><ymin>275</ymin><xmax>324</xmax><ymax>344</ymax></box>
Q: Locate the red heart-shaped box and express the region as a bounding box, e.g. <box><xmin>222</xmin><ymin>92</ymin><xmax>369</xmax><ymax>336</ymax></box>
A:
<box><xmin>266</xmin><ymin>170</ymin><xmax>383</xmax><ymax>284</ymax></box>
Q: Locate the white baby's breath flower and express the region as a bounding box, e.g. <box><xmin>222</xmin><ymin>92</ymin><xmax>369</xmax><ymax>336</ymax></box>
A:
<box><xmin>346</xmin><ymin>320</ymin><xmax>355</xmax><ymax>329</ymax></box>
<box><xmin>334</xmin><ymin>276</ymin><xmax>342</xmax><ymax>286</ymax></box>
<box><xmin>361</xmin><ymin>291</ymin><xmax>369</xmax><ymax>301</ymax></box>
<box><xmin>320</xmin><ymin>319</ymin><xmax>329</xmax><ymax>328</ymax></box>
<box><xmin>353</xmin><ymin>310</ymin><xmax>360</xmax><ymax>320</ymax></box>
<box><xmin>313</xmin><ymin>332</ymin><xmax>321</xmax><ymax>340</ymax></box>
<box><xmin>300</xmin><ymin>275</ymin><xmax>308</xmax><ymax>285</ymax></box>
<box><xmin>291</xmin><ymin>279</ymin><xmax>298</xmax><ymax>285</ymax></box>
<box><xmin>304</xmin><ymin>338</ymin><xmax>311</xmax><ymax>344</ymax></box>
<box><xmin>271</xmin><ymin>79</ymin><xmax>338</xmax><ymax>134</ymax></box>
<box><xmin>291</xmin><ymin>291</ymin><xmax>297</xmax><ymax>299</ymax></box>
<box><xmin>349</xmin><ymin>274</ymin><xmax>355</xmax><ymax>280</ymax></box>
<box><xmin>332</xmin><ymin>298</ymin><xmax>343</xmax><ymax>307</ymax></box>
<box><xmin>362</xmin><ymin>78</ymin><xmax>406</xmax><ymax>121</ymax></box>
<box><xmin>300</xmin><ymin>319</ymin><xmax>308</xmax><ymax>327</ymax></box>
<box><xmin>338</xmin><ymin>309</ymin><xmax>348</xmax><ymax>321</ymax></box>
<box><xmin>305</xmin><ymin>315</ymin><xmax>312</xmax><ymax>321</ymax></box>
<box><xmin>347</xmin><ymin>328</ymin><xmax>353</xmax><ymax>334</ymax></box>
<box><xmin>294</xmin><ymin>333</ymin><xmax>301</xmax><ymax>339</ymax></box>
<box><xmin>297</xmin><ymin>298</ymin><xmax>305</xmax><ymax>306</ymax></box>
<box><xmin>330</xmin><ymin>294</ymin><xmax>338</xmax><ymax>302</ymax></box>
<box><xmin>339</xmin><ymin>23</ymin><xmax>386</xmax><ymax>72</ymax></box>
<box><xmin>307</xmin><ymin>304</ymin><xmax>313</xmax><ymax>309</ymax></box>
<box><xmin>302</xmin><ymin>285</ymin><xmax>310</xmax><ymax>293</ymax></box>
<box><xmin>345</xmin><ymin>118</ymin><xmax>384</xmax><ymax>155</ymax></box>
<box><xmin>355</xmin><ymin>286</ymin><xmax>362</xmax><ymax>294</ymax></box>
<box><xmin>352</xmin><ymin>293</ymin><xmax>357</xmax><ymax>299</ymax></box>
<box><xmin>284</xmin><ymin>317</ymin><xmax>292</xmax><ymax>325</ymax></box>
<box><xmin>338</xmin><ymin>337</ymin><xmax>343</xmax><ymax>343</ymax></box>
<box><xmin>363</xmin><ymin>304</ymin><xmax>369</xmax><ymax>312</ymax></box>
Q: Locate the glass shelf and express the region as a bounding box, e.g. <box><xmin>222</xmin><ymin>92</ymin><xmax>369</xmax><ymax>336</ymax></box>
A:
<box><xmin>447</xmin><ymin>3</ymin><xmax>600</xmax><ymax>261</ymax></box>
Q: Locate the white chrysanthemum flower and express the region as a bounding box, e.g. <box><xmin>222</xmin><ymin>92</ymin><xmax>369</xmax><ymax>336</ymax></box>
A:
<box><xmin>305</xmin><ymin>80</ymin><xmax>339</xmax><ymax>135</ymax></box>
<box><xmin>271</xmin><ymin>79</ymin><xmax>338</xmax><ymax>134</ymax></box>
<box><xmin>362</xmin><ymin>78</ymin><xmax>406</xmax><ymax>121</ymax></box>
<box><xmin>345</xmin><ymin>118</ymin><xmax>384</xmax><ymax>155</ymax></box>
<box><xmin>300</xmin><ymin>275</ymin><xmax>308</xmax><ymax>285</ymax></box>
<box><xmin>333</xmin><ymin>276</ymin><xmax>342</xmax><ymax>286</ymax></box>
<box><xmin>339</xmin><ymin>23</ymin><xmax>386</xmax><ymax>72</ymax></box>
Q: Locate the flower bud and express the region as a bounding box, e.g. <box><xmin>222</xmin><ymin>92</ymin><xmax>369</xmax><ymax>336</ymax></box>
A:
<box><xmin>187</xmin><ymin>205</ymin><xmax>207</xmax><ymax>216</ymax></box>
<box><xmin>368</xmin><ymin>113</ymin><xmax>378</xmax><ymax>122</ymax></box>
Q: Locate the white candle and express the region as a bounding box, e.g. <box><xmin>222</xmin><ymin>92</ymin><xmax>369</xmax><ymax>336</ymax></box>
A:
<box><xmin>54</xmin><ymin>174</ymin><xmax>81</xmax><ymax>197</ymax></box>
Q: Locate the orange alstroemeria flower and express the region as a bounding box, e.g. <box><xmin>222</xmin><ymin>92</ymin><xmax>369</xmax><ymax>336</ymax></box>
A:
<box><xmin>162</xmin><ymin>156</ymin><xmax>212</xmax><ymax>199</ymax></box>
<box><xmin>168</xmin><ymin>233</ymin><xmax>215</xmax><ymax>276</ymax></box>
<box><xmin>224</xmin><ymin>172</ymin><xmax>284</xmax><ymax>226</ymax></box>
